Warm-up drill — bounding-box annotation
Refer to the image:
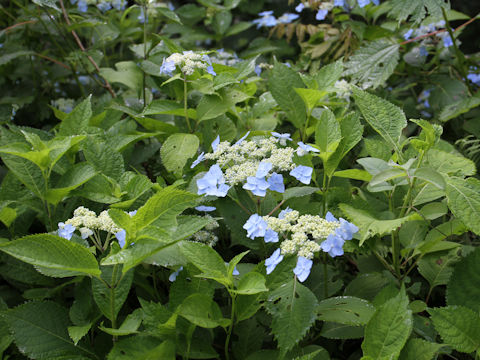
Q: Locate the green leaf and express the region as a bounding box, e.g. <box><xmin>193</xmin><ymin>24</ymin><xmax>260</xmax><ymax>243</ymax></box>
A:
<box><xmin>0</xmin><ymin>206</ymin><xmax>16</xmax><ymax>227</ymax></box>
<box><xmin>333</xmin><ymin>169</ymin><xmax>372</xmax><ymax>181</ymax></box>
<box><xmin>268</xmin><ymin>62</ymin><xmax>306</xmax><ymax>128</ymax></box>
<box><xmin>92</xmin><ymin>266</ymin><xmax>134</xmax><ymax>322</ymax></box>
<box><xmin>412</xmin><ymin>168</ymin><xmax>446</xmax><ymax>190</ymax></box>
<box><xmin>4</xmin><ymin>301</ymin><xmax>95</xmax><ymax>359</ymax></box>
<box><xmin>265</xmin><ymin>280</ymin><xmax>318</xmax><ymax>353</ymax></box>
<box><xmin>388</xmin><ymin>0</ymin><xmax>449</xmax><ymax>24</ymax></box>
<box><xmin>339</xmin><ymin>204</ymin><xmax>421</xmax><ymax>245</ymax></box>
<box><xmin>177</xmin><ymin>293</ymin><xmax>230</xmax><ymax>328</ymax></box>
<box><xmin>0</xmin><ymin>234</ymin><xmax>100</xmax><ymax>277</ymax></box>
<box><xmin>99</xmin><ymin>309</ymin><xmax>143</xmax><ymax>336</ymax></box>
<box><xmin>315</xmin><ymin>60</ymin><xmax>343</xmax><ymax>90</ymax></box>
<box><xmin>236</xmin><ymin>272</ymin><xmax>268</xmax><ymax>295</ymax></box>
<box><xmin>197</xmin><ymin>94</ymin><xmax>231</xmax><ymax>121</ymax></box>
<box><xmin>212</xmin><ymin>10</ymin><xmax>232</xmax><ymax>34</ymax></box>
<box><xmin>416</xmin><ymin>219</ymin><xmax>466</xmax><ymax>255</ymax></box>
<box><xmin>315</xmin><ymin>108</ymin><xmax>342</xmax><ymax>162</ymax></box>
<box><xmin>295</xmin><ymin>88</ymin><xmax>326</xmax><ymax>112</ymax></box>
<box><xmin>317</xmin><ymin>296</ymin><xmax>375</xmax><ymax>326</ymax></box>
<box><xmin>68</xmin><ymin>324</ymin><xmax>92</xmax><ymax>346</ymax></box>
<box><xmin>418</xmin><ymin>250</ymin><xmax>459</xmax><ymax>290</ymax></box>
<box><xmin>160</xmin><ymin>133</ymin><xmax>199</xmax><ymax>177</ymax></box>
<box><xmin>439</xmin><ymin>95</ymin><xmax>480</xmax><ymax>122</ymax></box>
<box><xmin>344</xmin><ymin>41</ymin><xmax>399</xmax><ymax>89</ymax></box>
<box><xmin>320</xmin><ymin>322</ymin><xmax>364</xmax><ymax>339</ymax></box>
<box><xmin>100</xmin><ymin>61</ymin><xmax>143</xmax><ymax>92</ymax></box>
<box><xmin>83</xmin><ymin>141</ymin><xmax>124</xmax><ymax>182</ymax></box>
<box><xmin>1</xmin><ymin>153</ymin><xmax>46</xmax><ymax>199</ymax></box>
<box><xmin>446</xmin><ymin>177</ymin><xmax>480</xmax><ymax>235</ymax></box>
<box><xmin>107</xmin><ymin>337</ymin><xmax>175</xmax><ymax>360</ymax></box>
<box><xmin>426</xmin><ymin>149</ymin><xmax>476</xmax><ymax>177</ymax></box>
<box><xmin>428</xmin><ymin>306</ymin><xmax>480</xmax><ymax>353</ymax></box>
<box><xmin>362</xmin><ymin>288</ymin><xmax>412</xmax><ymax>360</ymax></box>
<box><xmin>326</xmin><ymin>112</ymin><xmax>364</xmax><ymax>177</ymax></box>
<box><xmin>157</xmin><ymin>6</ymin><xmax>182</xmax><ymax>24</ymax></box>
<box><xmin>32</xmin><ymin>0</ymin><xmax>60</xmax><ymax>11</ymax></box>
<box><xmin>369</xmin><ymin>168</ymin><xmax>406</xmax><ymax>186</ymax></box>
<box><xmin>0</xmin><ymin>142</ymin><xmax>50</xmax><ymax>171</ymax></box>
<box><xmin>352</xmin><ymin>87</ymin><xmax>407</xmax><ymax>155</ymax></box>
<box><xmin>447</xmin><ymin>247</ymin><xmax>480</xmax><ymax>312</ymax></box>
<box><xmin>59</xmin><ymin>96</ymin><xmax>92</xmax><ymax>136</ymax></box>
<box><xmin>179</xmin><ymin>241</ymin><xmax>229</xmax><ymax>286</ymax></box>
<box><xmin>283</xmin><ymin>186</ymin><xmax>319</xmax><ymax>201</ymax></box>
<box><xmin>398</xmin><ymin>339</ymin><xmax>442</xmax><ymax>360</ymax></box>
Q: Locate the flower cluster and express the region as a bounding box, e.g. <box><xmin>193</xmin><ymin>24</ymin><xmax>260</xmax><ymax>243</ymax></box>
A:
<box><xmin>194</xmin><ymin>133</ymin><xmax>318</xmax><ymax>198</ymax></box>
<box><xmin>70</xmin><ymin>0</ymin><xmax>125</xmax><ymax>13</ymax></box>
<box><xmin>211</xmin><ymin>49</ymin><xmax>241</xmax><ymax>67</ymax></box>
<box><xmin>51</xmin><ymin>98</ymin><xmax>75</xmax><ymax>114</ymax></box>
<box><xmin>244</xmin><ymin>209</ymin><xmax>358</xmax><ymax>282</ymax></box>
<box><xmin>467</xmin><ymin>67</ymin><xmax>480</xmax><ymax>86</ymax></box>
<box><xmin>160</xmin><ymin>51</ymin><xmax>216</xmax><ymax>77</ymax></box>
<box><xmin>58</xmin><ymin>206</ymin><xmax>135</xmax><ymax>248</ymax></box>
<box><xmin>295</xmin><ymin>0</ymin><xmax>380</xmax><ymax>21</ymax></box>
<box><xmin>186</xmin><ymin>214</ymin><xmax>220</xmax><ymax>247</ymax></box>
<box><xmin>403</xmin><ymin>21</ymin><xmax>454</xmax><ymax>48</ymax></box>
<box><xmin>252</xmin><ymin>11</ymin><xmax>299</xmax><ymax>29</ymax></box>
<box><xmin>418</xmin><ymin>89</ymin><xmax>432</xmax><ymax>118</ymax></box>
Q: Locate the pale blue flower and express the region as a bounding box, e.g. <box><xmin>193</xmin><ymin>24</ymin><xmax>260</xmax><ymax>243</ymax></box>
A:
<box><xmin>253</xmin><ymin>11</ymin><xmax>277</xmax><ymax>28</ymax></box>
<box><xmin>357</xmin><ymin>0</ymin><xmax>370</xmax><ymax>7</ymax></box>
<box><xmin>403</xmin><ymin>29</ymin><xmax>414</xmax><ymax>40</ymax></box>
<box><xmin>169</xmin><ymin>266</ymin><xmax>183</xmax><ymax>282</ymax></box>
<box><xmin>419</xmin><ymin>46</ymin><xmax>428</xmax><ymax>57</ymax></box>
<box><xmin>297</xmin><ymin>141</ymin><xmax>320</xmax><ymax>155</ymax></box>
<box><xmin>334</xmin><ymin>0</ymin><xmax>345</xmax><ymax>6</ymax></box>
<box><xmin>206</xmin><ymin>65</ymin><xmax>216</xmax><ymax>76</ymax></box>
<box><xmin>267</xmin><ymin>173</ymin><xmax>285</xmax><ymax>193</ymax></box>
<box><xmin>264</xmin><ymin>229</ymin><xmax>279</xmax><ymax>243</ymax></box>
<box><xmin>97</xmin><ymin>2</ymin><xmax>111</xmax><ymax>12</ymax></box>
<box><xmin>278</xmin><ymin>207</ymin><xmax>293</xmax><ymax>219</ymax></box>
<box><xmin>442</xmin><ymin>34</ymin><xmax>454</xmax><ymax>48</ymax></box>
<box><xmin>77</xmin><ymin>0</ymin><xmax>87</xmax><ymax>12</ymax></box>
<box><xmin>372</xmin><ymin>0</ymin><xmax>380</xmax><ymax>5</ymax></box>
<box><xmin>58</xmin><ymin>222</ymin><xmax>75</xmax><ymax>240</ymax></box>
<box><xmin>233</xmin><ymin>266</ymin><xmax>240</xmax><ymax>275</ymax></box>
<box><xmin>128</xmin><ymin>210</ymin><xmax>137</xmax><ymax>216</ymax></box>
<box><xmin>293</xmin><ymin>256</ymin><xmax>313</xmax><ymax>282</ymax></box>
<box><xmin>191</xmin><ymin>152</ymin><xmax>205</xmax><ymax>168</ymax></box>
<box><xmin>320</xmin><ymin>233</ymin><xmax>345</xmax><ymax>257</ymax></box>
<box><xmin>467</xmin><ymin>73</ymin><xmax>480</xmax><ymax>86</ymax></box>
<box><xmin>335</xmin><ymin>218</ymin><xmax>359</xmax><ymax>240</ymax></box>
<box><xmin>265</xmin><ymin>249</ymin><xmax>283</xmax><ymax>274</ymax></box>
<box><xmin>212</xmin><ymin>135</ymin><xmax>220</xmax><ymax>151</ymax></box>
<box><xmin>295</xmin><ymin>3</ymin><xmax>305</xmax><ymax>12</ymax></box>
<box><xmin>290</xmin><ymin>165</ymin><xmax>313</xmax><ymax>184</ymax></box>
<box><xmin>160</xmin><ymin>58</ymin><xmax>176</xmax><ymax>76</ymax></box>
<box><xmin>243</xmin><ymin>214</ymin><xmax>268</xmax><ymax>239</ymax></box>
<box><xmin>195</xmin><ymin>206</ymin><xmax>216</xmax><ymax>212</ymax></box>
<box><xmin>255</xmin><ymin>65</ymin><xmax>262</xmax><ymax>76</ymax></box>
<box><xmin>272</xmin><ymin>132</ymin><xmax>292</xmax><ymax>145</ymax></box>
<box><xmin>112</xmin><ymin>0</ymin><xmax>126</xmax><ymax>10</ymax></box>
<box><xmin>243</xmin><ymin>176</ymin><xmax>270</xmax><ymax>197</ymax></box>
<box><xmin>234</xmin><ymin>131</ymin><xmax>250</xmax><ymax>146</ymax></box>
<box><xmin>138</xmin><ymin>7</ymin><xmax>147</xmax><ymax>23</ymax></box>
<box><xmin>197</xmin><ymin>164</ymin><xmax>230</xmax><ymax>197</ymax></box>
<box><xmin>316</xmin><ymin>9</ymin><xmax>328</xmax><ymax>20</ymax></box>
<box><xmin>256</xmin><ymin>161</ymin><xmax>272</xmax><ymax>178</ymax></box>
<box><xmin>277</xmin><ymin>13</ymin><xmax>299</xmax><ymax>24</ymax></box>
<box><xmin>115</xmin><ymin>229</ymin><xmax>126</xmax><ymax>248</ymax></box>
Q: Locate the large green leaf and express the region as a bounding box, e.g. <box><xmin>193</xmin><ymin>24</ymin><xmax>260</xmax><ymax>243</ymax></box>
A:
<box><xmin>92</xmin><ymin>266</ymin><xmax>134</xmax><ymax>322</ymax></box>
<box><xmin>315</xmin><ymin>108</ymin><xmax>341</xmax><ymax>162</ymax></box>
<box><xmin>107</xmin><ymin>337</ymin><xmax>175</xmax><ymax>360</ymax></box>
<box><xmin>388</xmin><ymin>0</ymin><xmax>449</xmax><ymax>24</ymax></box>
<box><xmin>344</xmin><ymin>41</ymin><xmax>400</xmax><ymax>89</ymax></box>
<box><xmin>177</xmin><ymin>293</ymin><xmax>229</xmax><ymax>328</ymax></box>
<box><xmin>1</xmin><ymin>153</ymin><xmax>45</xmax><ymax>199</ymax></box>
<box><xmin>428</xmin><ymin>306</ymin><xmax>480</xmax><ymax>353</ymax></box>
<box><xmin>446</xmin><ymin>177</ymin><xmax>480</xmax><ymax>235</ymax></box>
<box><xmin>315</xmin><ymin>60</ymin><xmax>343</xmax><ymax>90</ymax></box>
<box><xmin>160</xmin><ymin>133</ymin><xmax>199</xmax><ymax>177</ymax></box>
<box><xmin>265</xmin><ymin>280</ymin><xmax>318</xmax><ymax>353</ymax></box>
<box><xmin>447</xmin><ymin>247</ymin><xmax>480</xmax><ymax>312</ymax></box>
<box><xmin>352</xmin><ymin>88</ymin><xmax>407</xmax><ymax>155</ymax></box>
<box><xmin>426</xmin><ymin>149</ymin><xmax>476</xmax><ymax>177</ymax></box>
<box><xmin>398</xmin><ymin>339</ymin><xmax>442</xmax><ymax>360</ymax></box>
<box><xmin>46</xmin><ymin>163</ymin><xmax>96</xmax><ymax>205</ymax></box>
<box><xmin>196</xmin><ymin>94</ymin><xmax>231</xmax><ymax>121</ymax></box>
<box><xmin>418</xmin><ymin>249</ymin><xmax>459</xmax><ymax>290</ymax></box>
<box><xmin>235</xmin><ymin>272</ymin><xmax>268</xmax><ymax>295</ymax></box>
<box><xmin>0</xmin><ymin>234</ymin><xmax>100</xmax><ymax>277</ymax></box>
<box><xmin>59</xmin><ymin>96</ymin><xmax>92</xmax><ymax>136</ymax></box>
<box><xmin>362</xmin><ymin>288</ymin><xmax>412</xmax><ymax>360</ymax></box>
<box><xmin>317</xmin><ymin>296</ymin><xmax>375</xmax><ymax>326</ymax></box>
<box><xmin>339</xmin><ymin>204</ymin><xmax>421</xmax><ymax>245</ymax></box>
<box><xmin>100</xmin><ymin>61</ymin><xmax>143</xmax><ymax>92</ymax></box>
<box><xmin>268</xmin><ymin>62</ymin><xmax>306</xmax><ymax>128</ymax></box>
<box><xmin>83</xmin><ymin>141</ymin><xmax>124</xmax><ymax>182</ymax></box>
<box><xmin>3</xmin><ymin>301</ymin><xmax>95</xmax><ymax>359</ymax></box>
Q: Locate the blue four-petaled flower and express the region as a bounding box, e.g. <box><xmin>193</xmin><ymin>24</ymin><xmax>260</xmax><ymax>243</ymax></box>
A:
<box><xmin>265</xmin><ymin>249</ymin><xmax>284</xmax><ymax>274</ymax></box>
<box><xmin>243</xmin><ymin>214</ymin><xmax>268</xmax><ymax>239</ymax></box>
<box><xmin>290</xmin><ymin>165</ymin><xmax>313</xmax><ymax>184</ymax></box>
<box><xmin>243</xmin><ymin>176</ymin><xmax>270</xmax><ymax>197</ymax></box>
<box><xmin>58</xmin><ymin>222</ymin><xmax>75</xmax><ymax>240</ymax></box>
<box><xmin>197</xmin><ymin>164</ymin><xmax>230</xmax><ymax>197</ymax></box>
<box><xmin>267</xmin><ymin>173</ymin><xmax>285</xmax><ymax>193</ymax></box>
<box><xmin>293</xmin><ymin>256</ymin><xmax>313</xmax><ymax>282</ymax></box>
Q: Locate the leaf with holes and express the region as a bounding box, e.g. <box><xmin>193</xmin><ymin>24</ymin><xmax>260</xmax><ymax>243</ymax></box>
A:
<box><xmin>317</xmin><ymin>296</ymin><xmax>375</xmax><ymax>326</ymax></box>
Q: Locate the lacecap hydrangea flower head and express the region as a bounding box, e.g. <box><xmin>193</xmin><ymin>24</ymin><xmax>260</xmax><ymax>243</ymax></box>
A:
<box><xmin>193</xmin><ymin>132</ymin><xmax>321</xmax><ymax>198</ymax></box>
<box><xmin>245</xmin><ymin>209</ymin><xmax>358</xmax><ymax>282</ymax></box>
<box><xmin>160</xmin><ymin>51</ymin><xmax>216</xmax><ymax>77</ymax></box>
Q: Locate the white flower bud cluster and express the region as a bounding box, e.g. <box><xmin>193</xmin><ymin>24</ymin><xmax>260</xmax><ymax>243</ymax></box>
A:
<box><xmin>188</xmin><ymin>215</ymin><xmax>219</xmax><ymax>247</ymax></box>
<box><xmin>211</xmin><ymin>50</ymin><xmax>240</xmax><ymax>66</ymax></box>
<box><xmin>204</xmin><ymin>137</ymin><xmax>296</xmax><ymax>185</ymax></box>
<box><xmin>263</xmin><ymin>212</ymin><xmax>340</xmax><ymax>260</ymax></box>
<box><xmin>334</xmin><ymin>80</ymin><xmax>351</xmax><ymax>99</ymax></box>
<box><xmin>166</xmin><ymin>51</ymin><xmax>209</xmax><ymax>75</ymax></box>
<box><xmin>65</xmin><ymin>206</ymin><xmax>121</xmax><ymax>234</ymax></box>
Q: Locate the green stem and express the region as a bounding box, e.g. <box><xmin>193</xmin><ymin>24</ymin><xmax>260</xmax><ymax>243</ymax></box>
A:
<box><xmin>441</xmin><ymin>8</ymin><xmax>474</xmax><ymax>94</ymax></box>
<box><xmin>224</xmin><ymin>292</ymin><xmax>236</xmax><ymax>360</ymax></box>
<box><xmin>323</xmin><ymin>253</ymin><xmax>328</xmax><ymax>298</ymax></box>
<box><xmin>142</xmin><ymin>3</ymin><xmax>147</xmax><ymax>107</ymax></box>
<box><xmin>183</xmin><ymin>74</ymin><xmax>192</xmax><ymax>132</ymax></box>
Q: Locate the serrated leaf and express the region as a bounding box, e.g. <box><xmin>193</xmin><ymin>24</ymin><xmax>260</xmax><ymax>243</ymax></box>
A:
<box><xmin>197</xmin><ymin>94</ymin><xmax>232</xmax><ymax>121</ymax></box>
<box><xmin>369</xmin><ymin>168</ymin><xmax>406</xmax><ymax>186</ymax></box>
<box><xmin>317</xmin><ymin>296</ymin><xmax>375</xmax><ymax>326</ymax></box>
<box><xmin>426</xmin><ymin>149</ymin><xmax>476</xmax><ymax>177</ymax></box>
<box><xmin>58</xmin><ymin>96</ymin><xmax>92</xmax><ymax>136</ymax></box>
<box><xmin>107</xmin><ymin>337</ymin><xmax>175</xmax><ymax>360</ymax></box>
<box><xmin>388</xmin><ymin>0</ymin><xmax>449</xmax><ymax>24</ymax></box>
<box><xmin>362</xmin><ymin>288</ymin><xmax>413</xmax><ymax>360</ymax></box>
<box><xmin>295</xmin><ymin>89</ymin><xmax>326</xmax><ymax>112</ymax></box>
<box><xmin>32</xmin><ymin>0</ymin><xmax>60</xmax><ymax>11</ymax></box>
<box><xmin>92</xmin><ymin>266</ymin><xmax>134</xmax><ymax>322</ymax></box>
<box><xmin>439</xmin><ymin>95</ymin><xmax>480</xmax><ymax>122</ymax></box>
<box><xmin>412</xmin><ymin>168</ymin><xmax>446</xmax><ymax>190</ymax></box>
<box><xmin>268</xmin><ymin>62</ymin><xmax>306</xmax><ymax>128</ymax></box>
<box><xmin>99</xmin><ymin>309</ymin><xmax>143</xmax><ymax>336</ymax></box>
<box><xmin>100</xmin><ymin>61</ymin><xmax>143</xmax><ymax>92</ymax></box>
<box><xmin>315</xmin><ymin>108</ymin><xmax>341</xmax><ymax>162</ymax></box>
<box><xmin>447</xmin><ymin>247</ymin><xmax>480</xmax><ymax>312</ymax></box>
<box><xmin>160</xmin><ymin>133</ymin><xmax>199</xmax><ymax>177</ymax></box>
<box><xmin>46</xmin><ymin>163</ymin><xmax>96</xmax><ymax>205</ymax></box>
<box><xmin>265</xmin><ymin>280</ymin><xmax>318</xmax><ymax>353</ymax></box>
<box><xmin>418</xmin><ymin>250</ymin><xmax>459</xmax><ymax>289</ymax></box>
<box><xmin>0</xmin><ymin>234</ymin><xmax>100</xmax><ymax>277</ymax></box>
<box><xmin>446</xmin><ymin>177</ymin><xmax>480</xmax><ymax>235</ymax></box>
<box><xmin>428</xmin><ymin>306</ymin><xmax>480</xmax><ymax>353</ymax></box>
<box><xmin>398</xmin><ymin>338</ymin><xmax>442</xmax><ymax>360</ymax></box>
<box><xmin>68</xmin><ymin>324</ymin><xmax>91</xmax><ymax>346</ymax></box>
<box><xmin>333</xmin><ymin>169</ymin><xmax>372</xmax><ymax>181</ymax></box>
<box><xmin>4</xmin><ymin>301</ymin><xmax>95</xmax><ymax>359</ymax></box>
<box><xmin>83</xmin><ymin>141</ymin><xmax>124</xmax><ymax>182</ymax></box>
<box><xmin>283</xmin><ymin>186</ymin><xmax>319</xmax><ymax>201</ymax></box>
<box><xmin>236</xmin><ymin>272</ymin><xmax>268</xmax><ymax>295</ymax></box>
<box><xmin>315</xmin><ymin>60</ymin><xmax>343</xmax><ymax>90</ymax></box>
<box><xmin>320</xmin><ymin>322</ymin><xmax>364</xmax><ymax>339</ymax></box>
<box><xmin>1</xmin><ymin>153</ymin><xmax>45</xmax><ymax>199</ymax></box>
<box><xmin>339</xmin><ymin>204</ymin><xmax>421</xmax><ymax>245</ymax></box>
<box><xmin>345</xmin><ymin>41</ymin><xmax>399</xmax><ymax>89</ymax></box>
<box><xmin>352</xmin><ymin>88</ymin><xmax>407</xmax><ymax>154</ymax></box>
<box><xmin>177</xmin><ymin>293</ymin><xmax>229</xmax><ymax>328</ymax></box>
